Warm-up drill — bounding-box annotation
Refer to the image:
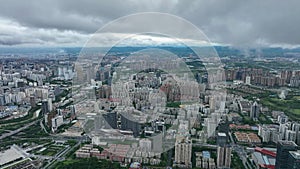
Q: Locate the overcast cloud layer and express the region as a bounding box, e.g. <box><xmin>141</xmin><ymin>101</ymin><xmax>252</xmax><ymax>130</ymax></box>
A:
<box><xmin>0</xmin><ymin>0</ymin><xmax>299</xmax><ymax>48</ymax></box>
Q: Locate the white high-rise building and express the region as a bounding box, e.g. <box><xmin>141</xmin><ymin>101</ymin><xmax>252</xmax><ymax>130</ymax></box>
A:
<box><xmin>279</xmin><ymin>124</ymin><xmax>289</xmax><ymax>140</ymax></box>
<box><xmin>260</xmin><ymin>127</ymin><xmax>271</xmax><ymax>142</ymax></box>
<box><xmin>245</xmin><ymin>76</ymin><xmax>251</xmax><ymax>85</ymax></box>
<box><xmin>258</xmin><ymin>125</ymin><xmax>281</xmax><ymax>143</ymax></box>
<box><xmin>205</xmin><ymin>114</ymin><xmax>220</xmax><ymax>138</ymax></box>
<box><xmin>278</xmin><ymin>114</ymin><xmax>288</xmax><ymax>124</ymax></box>
<box><xmin>48</xmin><ymin>98</ymin><xmax>53</xmax><ymax>112</ymax></box>
<box><xmin>174</xmin><ymin>137</ymin><xmax>192</xmax><ymax>168</ymax></box>
<box><xmin>286</xmin><ymin>130</ymin><xmax>297</xmax><ymax>142</ymax></box>
<box><xmin>209</xmin><ymin>97</ymin><xmax>216</xmax><ymax>111</ymax></box>
<box><xmin>272</xmin><ymin>131</ymin><xmax>280</xmax><ymax>143</ymax></box>
<box><xmin>207</xmin><ymin>118</ymin><xmax>217</xmax><ymax>138</ymax></box>
<box><xmin>51</xmin><ymin>115</ymin><xmax>63</xmax><ymax>132</ymax></box>
<box><xmin>217</xmin><ymin>146</ymin><xmax>231</xmax><ymax>169</ymax></box>
<box><xmin>58</xmin><ymin>67</ymin><xmax>63</xmax><ymax>77</ymax></box>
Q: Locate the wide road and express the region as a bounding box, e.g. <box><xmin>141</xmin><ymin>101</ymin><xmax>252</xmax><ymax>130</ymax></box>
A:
<box><xmin>192</xmin><ymin>143</ymin><xmax>217</xmax><ymax>149</ymax></box>
<box><xmin>43</xmin><ymin>141</ymin><xmax>81</xmax><ymax>169</ymax></box>
<box><xmin>0</xmin><ymin>108</ymin><xmax>42</xmax><ymax>139</ymax></box>
<box><xmin>0</xmin><ymin>119</ymin><xmax>39</xmax><ymax>140</ymax></box>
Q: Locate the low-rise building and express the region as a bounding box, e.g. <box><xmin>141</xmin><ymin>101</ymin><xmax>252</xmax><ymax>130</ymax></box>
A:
<box><xmin>252</xmin><ymin>147</ymin><xmax>276</xmax><ymax>169</ymax></box>
<box><xmin>234</xmin><ymin>132</ymin><xmax>261</xmax><ymax>144</ymax></box>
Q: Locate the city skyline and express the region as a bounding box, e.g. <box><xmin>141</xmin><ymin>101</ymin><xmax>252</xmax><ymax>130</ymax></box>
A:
<box><xmin>0</xmin><ymin>1</ymin><xmax>300</xmax><ymax>169</ymax></box>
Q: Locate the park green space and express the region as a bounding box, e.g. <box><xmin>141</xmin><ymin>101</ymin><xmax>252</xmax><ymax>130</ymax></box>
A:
<box><xmin>53</xmin><ymin>157</ymin><xmax>126</xmax><ymax>169</ymax></box>
<box><xmin>261</xmin><ymin>97</ymin><xmax>300</xmax><ymax>120</ymax></box>
<box><xmin>36</xmin><ymin>144</ymin><xmax>65</xmax><ymax>156</ymax></box>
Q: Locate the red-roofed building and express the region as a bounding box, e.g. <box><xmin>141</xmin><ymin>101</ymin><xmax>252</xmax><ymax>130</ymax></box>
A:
<box><xmin>252</xmin><ymin>147</ymin><xmax>276</xmax><ymax>169</ymax></box>
<box><xmin>255</xmin><ymin>147</ymin><xmax>276</xmax><ymax>158</ymax></box>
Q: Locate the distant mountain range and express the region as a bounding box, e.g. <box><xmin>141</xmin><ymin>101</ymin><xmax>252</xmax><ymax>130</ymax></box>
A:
<box><xmin>0</xmin><ymin>46</ymin><xmax>300</xmax><ymax>58</ymax></box>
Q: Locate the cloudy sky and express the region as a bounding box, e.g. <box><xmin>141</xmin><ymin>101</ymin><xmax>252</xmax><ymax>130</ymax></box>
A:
<box><xmin>0</xmin><ymin>0</ymin><xmax>299</xmax><ymax>48</ymax></box>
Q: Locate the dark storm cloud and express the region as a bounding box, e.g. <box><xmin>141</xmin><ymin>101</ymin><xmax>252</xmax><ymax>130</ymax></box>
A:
<box><xmin>0</xmin><ymin>0</ymin><xmax>299</xmax><ymax>47</ymax></box>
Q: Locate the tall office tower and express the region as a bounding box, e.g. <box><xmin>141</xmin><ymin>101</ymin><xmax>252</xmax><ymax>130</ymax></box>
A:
<box><xmin>174</xmin><ymin>136</ymin><xmax>192</xmax><ymax>168</ymax></box>
<box><xmin>70</xmin><ymin>105</ymin><xmax>76</xmax><ymax>115</ymax></box>
<box><xmin>287</xmin><ymin>150</ymin><xmax>300</xmax><ymax>169</ymax></box>
<box><xmin>48</xmin><ymin>98</ymin><xmax>53</xmax><ymax>112</ymax></box>
<box><xmin>209</xmin><ymin>96</ymin><xmax>216</xmax><ymax>112</ymax></box>
<box><xmin>217</xmin><ymin>133</ymin><xmax>231</xmax><ymax>169</ymax></box>
<box><xmin>103</xmin><ymin>111</ymin><xmax>117</xmax><ymax>129</ymax></box>
<box><xmin>217</xmin><ymin>132</ymin><xmax>227</xmax><ymax>146</ymax></box>
<box><xmin>218</xmin><ymin>119</ymin><xmax>229</xmax><ymax>136</ymax></box>
<box><xmin>250</xmin><ymin>101</ymin><xmax>260</xmax><ymax>120</ymax></box>
<box><xmin>120</xmin><ymin>113</ymin><xmax>142</xmax><ymax>137</ymax></box>
<box><xmin>0</xmin><ymin>94</ymin><xmax>5</xmax><ymax>106</ymax></box>
<box><xmin>41</xmin><ymin>99</ymin><xmax>49</xmax><ymax>114</ymax></box>
<box><xmin>29</xmin><ymin>95</ymin><xmax>36</xmax><ymax>107</ymax></box>
<box><xmin>275</xmin><ymin>140</ymin><xmax>298</xmax><ymax>169</ymax></box>
<box><xmin>206</xmin><ymin>117</ymin><xmax>218</xmax><ymax>138</ymax></box>
<box><xmin>58</xmin><ymin>67</ymin><xmax>63</xmax><ymax>78</ymax></box>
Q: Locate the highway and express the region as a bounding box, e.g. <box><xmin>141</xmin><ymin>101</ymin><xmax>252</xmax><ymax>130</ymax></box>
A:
<box><xmin>0</xmin><ymin>120</ymin><xmax>39</xmax><ymax>140</ymax></box>
<box><xmin>0</xmin><ymin>108</ymin><xmax>41</xmax><ymax>128</ymax></box>
<box><xmin>0</xmin><ymin>108</ymin><xmax>42</xmax><ymax>140</ymax></box>
<box><xmin>40</xmin><ymin>118</ymin><xmax>49</xmax><ymax>134</ymax></box>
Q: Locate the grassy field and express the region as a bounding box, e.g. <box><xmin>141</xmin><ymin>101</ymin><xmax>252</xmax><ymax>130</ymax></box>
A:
<box><xmin>15</xmin><ymin>121</ymin><xmax>49</xmax><ymax>138</ymax></box>
<box><xmin>261</xmin><ymin>97</ymin><xmax>300</xmax><ymax>120</ymax></box>
<box><xmin>53</xmin><ymin>157</ymin><xmax>126</xmax><ymax>169</ymax></box>
<box><xmin>36</xmin><ymin>144</ymin><xmax>65</xmax><ymax>156</ymax></box>
<box><xmin>228</xmin><ymin>84</ymin><xmax>300</xmax><ymax>121</ymax></box>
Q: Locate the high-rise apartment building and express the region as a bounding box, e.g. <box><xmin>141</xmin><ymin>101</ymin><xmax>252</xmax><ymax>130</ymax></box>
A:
<box><xmin>174</xmin><ymin>137</ymin><xmax>192</xmax><ymax>168</ymax></box>
<box><xmin>217</xmin><ymin>133</ymin><xmax>231</xmax><ymax>169</ymax></box>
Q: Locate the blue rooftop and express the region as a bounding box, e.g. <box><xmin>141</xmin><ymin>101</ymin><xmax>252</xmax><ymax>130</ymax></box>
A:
<box><xmin>202</xmin><ymin>151</ymin><xmax>211</xmax><ymax>159</ymax></box>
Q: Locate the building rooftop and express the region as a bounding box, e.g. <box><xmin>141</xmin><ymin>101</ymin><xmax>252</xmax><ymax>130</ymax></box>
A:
<box><xmin>0</xmin><ymin>146</ymin><xmax>24</xmax><ymax>166</ymax></box>
<box><xmin>255</xmin><ymin>147</ymin><xmax>276</xmax><ymax>158</ymax></box>
<box><xmin>202</xmin><ymin>151</ymin><xmax>211</xmax><ymax>159</ymax></box>
<box><xmin>252</xmin><ymin>151</ymin><xmax>276</xmax><ymax>168</ymax></box>
<box><xmin>289</xmin><ymin>150</ymin><xmax>300</xmax><ymax>159</ymax></box>
<box><xmin>218</xmin><ymin>132</ymin><xmax>226</xmax><ymax>137</ymax></box>
<box><xmin>278</xmin><ymin>140</ymin><xmax>298</xmax><ymax>146</ymax></box>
